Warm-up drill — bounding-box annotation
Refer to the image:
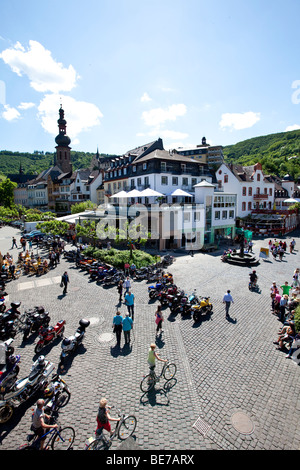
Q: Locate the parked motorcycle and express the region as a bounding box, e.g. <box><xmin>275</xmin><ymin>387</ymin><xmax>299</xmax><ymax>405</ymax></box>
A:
<box><xmin>0</xmin><ymin>291</ymin><xmax>8</xmax><ymax>314</ymax></box>
<box><xmin>0</xmin><ymin>302</ymin><xmax>23</xmax><ymax>325</ymax></box>
<box><xmin>192</xmin><ymin>297</ymin><xmax>213</xmax><ymax>322</ymax></box>
<box><xmin>0</xmin><ymin>355</ymin><xmax>55</xmax><ymax>423</ymax></box>
<box><xmin>59</xmin><ymin>319</ymin><xmax>90</xmax><ymax>369</ymax></box>
<box><xmin>148</xmin><ymin>282</ymin><xmax>164</xmax><ymax>300</ymax></box>
<box><xmin>158</xmin><ymin>285</ymin><xmax>178</xmax><ymax>306</ymax></box>
<box><xmin>168</xmin><ymin>290</ymin><xmax>187</xmax><ymax>313</ymax></box>
<box><xmin>0</xmin><ymin>339</ymin><xmax>20</xmax><ymax>394</ymax></box>
<box><xmin>34</xmin><ymin>320</ymin><xmax>66</xmax><ymax>354</ymax></box>
<box><xmin>0</xmin><ymin>321</ymin><xmax>17</xmax><ymax>341</ymax></box>
<box><xmin>173</xmin><ymin>297</ymin><xmax>193</xmax><ymax>316</ymax></box>
<box><xmin>22</xmin><ymin>307</ymin><xmax>50</xmax><ymax>342</ymax></box>
<box><xmin>43</xmin><ymin>374</ymin><xmax>71</xmax><ymax>414</ymax></box>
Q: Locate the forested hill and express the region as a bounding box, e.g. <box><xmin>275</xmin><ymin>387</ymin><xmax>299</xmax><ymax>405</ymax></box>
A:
<box><xmin>223</xmin><ymin>129</ymin><xmax>300</xmax><ymax>179</ymax></box>
<box><xmin>1</xmin><ymin>128</ymin><xmax>300</xmax><ymax>180</ymax></box>
<box><xmin>0</xmin><ymin>150</ymin><xmax>116</xmax><ymax>177</ymax></box>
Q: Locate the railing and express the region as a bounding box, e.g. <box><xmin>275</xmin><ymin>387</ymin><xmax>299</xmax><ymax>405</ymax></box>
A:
<box><xmin>253</xmin><ymin>193</ymin><xmax>269</xmax><ymax>199</ymax></box>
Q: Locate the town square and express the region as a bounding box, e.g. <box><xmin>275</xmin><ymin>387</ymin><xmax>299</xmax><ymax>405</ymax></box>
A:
<box><xmin>0</xmin><ymin>224</ymin><xmax>299</xmax><ymax>451</ymax></box>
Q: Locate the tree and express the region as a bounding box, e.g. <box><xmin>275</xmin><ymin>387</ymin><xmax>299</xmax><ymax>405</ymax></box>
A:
<box><xmin>76</xmin><ymin>220</ymin><xmax>99</xmax><ymax>247</ymax></box>
<box><xmin>36</xmin><ymin>220</ymin><xmax>70</xmax><ymax>236</ymax></box>
<box><xmin>71</xmin><ymin>200</ymin><xmax>97</xmax><ymax>214</ymax></box>
<box><xmin>0</xmin><ymin>178</ymin><xmax>17</xmax><ymax>208</ymax></box>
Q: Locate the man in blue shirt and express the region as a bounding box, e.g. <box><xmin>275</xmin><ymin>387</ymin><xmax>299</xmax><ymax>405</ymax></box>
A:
<box><xmin>124</xmin><ymin>291</ymin><xmax>135</xmax><ymax>320</ymax></box>
<box><xmin>112</xmin><ymin>311</ymin><xmax>123</xmax><ymax>346</ymax></box>
<box><xmin>122</xmin><ymin>312</ymin><xmax>133</xmax><ymax>344</ymax></box>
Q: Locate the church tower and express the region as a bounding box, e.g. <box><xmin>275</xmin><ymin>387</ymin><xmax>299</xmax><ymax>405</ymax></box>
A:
<box><xmin>55</xmin><ymin>105</ymin><xmax>72</xmax><ymax>173</ymax></box>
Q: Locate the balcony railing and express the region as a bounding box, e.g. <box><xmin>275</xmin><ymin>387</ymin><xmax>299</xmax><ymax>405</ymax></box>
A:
<box><xmin>253</xmin><ymin>193</ymin><xmax>269</xmax><ymax>199</ymax></box>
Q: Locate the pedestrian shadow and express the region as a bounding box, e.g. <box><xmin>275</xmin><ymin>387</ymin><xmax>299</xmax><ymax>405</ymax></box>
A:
<box><xmin>155</xmin><ymin>333</ymin><xmax>165</xmax><ymax>348</ymax></box>
<box><xmin>226</xmin><ymin>315</ymin><xmax>237</xmax><ymax>324</ymax></box>
<box><xmin>110</xmin><ymin>343</ymin><xmax>132</xmax><ymax>357</ymax></box>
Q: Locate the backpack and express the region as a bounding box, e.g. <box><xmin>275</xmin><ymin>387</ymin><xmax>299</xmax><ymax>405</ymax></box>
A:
<box><xmin>97</xmin><ymin>407</ymin><xmax>108</xmax><ymax>424</ymax></box>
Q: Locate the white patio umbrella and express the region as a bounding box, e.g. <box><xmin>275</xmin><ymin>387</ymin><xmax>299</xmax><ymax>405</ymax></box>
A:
<box><xmin>140</xmin><ymin>188</ymin><xmax>164</xmax><ymax>197</ymax></box>
<box><xmin>110</xmin><ymin>190</ymin><xmax>128</xmax><ymax>198</ymax></box>
<box><xmin>284</xmin><ymin>198</ymin><xmax>300</xmax><ymax>203</ymax></box>
<box><xmin>168</xmin><ymin>188</ymin><xmax>193</xmax><ymax>197</ymax></box>
<box><xmin>125</xmin><ymin>189</ymin><xmax>143</xmax><ymax>198</ymax></box>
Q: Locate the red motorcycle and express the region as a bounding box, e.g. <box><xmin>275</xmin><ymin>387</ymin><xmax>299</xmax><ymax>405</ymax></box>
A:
<box><xmin>34</xmin><ymin>320</ymin><xmax>66</xmax><ymax>354</ymax></box>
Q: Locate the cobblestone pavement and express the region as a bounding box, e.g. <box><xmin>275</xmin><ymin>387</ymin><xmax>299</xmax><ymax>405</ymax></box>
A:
<box><xmin>0</xmin><ymin>226</ymin><xmax>299</xmax><ymax>451</ymax></box>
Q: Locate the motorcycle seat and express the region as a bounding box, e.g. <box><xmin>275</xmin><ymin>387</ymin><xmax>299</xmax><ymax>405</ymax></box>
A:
<box><xmin>15</xmin><ymin>377</ymin><xmax>29</xmax><ymax>391</ymax></box>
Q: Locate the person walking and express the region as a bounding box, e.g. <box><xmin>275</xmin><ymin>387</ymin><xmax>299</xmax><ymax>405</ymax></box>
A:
<box><xmin>11</xmin><ymin>237</ymin><xmax>17</xmax><ymax>249</ymax></box>
<box><xmin>112</xmin><ymin>311</ymin><xmax>123</xmax><ymax>346</ymax></box>
<box><xmin>122</xmin><ymin>312</ymin><xmax>133</xmax><ymax>345</ymax></box>
<box><xmin>117</xmin><ymin>280</ymin><xmax>123</xmax><ymax>303</ymax></box>
<box><xmin>124</xmin><ymin>276</ymin><xmax>131</xmax><ymax>294</ymax></box>
<box><xmin>61</xmin><ymin>271</ymin><xmax>69</xmax><ymax>295</ymax></box>
<box><xmin>223</xmin><ymin>290</ymin><xmax>234</xmax><ymax>319</ymax></box>
<box><xmin>155</xmin><ymin>305</ymin><xmax>164</xmax><ymax>335</ymax></box>
<box><xmin>124</xmin><ymin>291</ymin><xmax>135</xmax><ymax>320</ymax></box>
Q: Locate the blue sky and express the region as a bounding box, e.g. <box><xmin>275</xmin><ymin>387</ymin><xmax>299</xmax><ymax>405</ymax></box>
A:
<box><xmin>1</xmin><ymin>0</ymin><xmax>300</xmax><ymax>156</ymax></box>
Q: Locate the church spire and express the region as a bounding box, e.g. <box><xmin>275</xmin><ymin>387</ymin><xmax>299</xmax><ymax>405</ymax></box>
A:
<box><xmin>55</xmin><ymin>104</ymin><xmax>72</xmax><ymax>173</ymax></box>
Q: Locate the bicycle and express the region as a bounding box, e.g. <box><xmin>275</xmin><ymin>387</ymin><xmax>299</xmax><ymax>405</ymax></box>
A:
<box><xmin>85</xmin><ymin>407</ymin><xmax>137</xmax><ymax>450</ymax></box>
<box><xmin>140</xmin><ymin>360</ymin><xmax>177</xmax><ymax>392</ymax></box>
<box><xmin>19</xmin><ymin>420</ymin><xmax>75</xmax><ymax>451</ymax></box>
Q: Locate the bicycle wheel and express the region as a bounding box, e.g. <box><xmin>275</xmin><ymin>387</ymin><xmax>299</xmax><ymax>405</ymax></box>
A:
<box><xmin>86</xmin><ymin>437</ymin><xmax>109</xmax><ymax>450</ymax></box>
<box><xmin>0</xmin><ymin>405</ymin><xmax>14</xmax><ymax>424</ymax></box>
<box><xmin>51</xmin><ymin>426</ymin><xmax>75</xmax><ymax>450</ymax></box>
<box><xmin>55</xmin><ymin>390</ymin><xmax>71</xmax><ymax>409</ymax></box>
<box><xmin>140</xmin><ymin>374</ymin><xmax>155</xmax><ymax>392</ymax></box>
<box><xmin>163</xmin><ymin>363</ymin><xmax>177</xmax><ymax>381</ymax></box>
<box><xmin>118</xmin><ymin>415</ymin><xmax>137</xmax><ymax>440</ymax></box>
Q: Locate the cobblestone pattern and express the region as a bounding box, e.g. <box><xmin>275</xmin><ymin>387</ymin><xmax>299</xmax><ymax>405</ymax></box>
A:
<box><xmin>0</xmin><ymin>226</ymin><xmax>299</xmax><ymax>450</ymax></box>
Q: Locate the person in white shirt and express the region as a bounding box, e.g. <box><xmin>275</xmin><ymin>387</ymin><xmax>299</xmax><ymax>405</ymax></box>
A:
<box><xmin>223</xmin><ymin>290</ymin><xmax>234</xmax><ymax>318</ymax></box>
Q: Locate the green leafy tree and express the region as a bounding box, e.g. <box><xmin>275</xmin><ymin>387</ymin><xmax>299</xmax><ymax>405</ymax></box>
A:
<box><xmin>0</xmin><ymin>178</ymin><xmax>17</xmax><ymax>208</ymax></box>
<box><xmin>71</xmin><ymin>200</ymin><xmax>97</xmax><ymax>214</ymax></box>
<box><xmin>36</xmin><ymin>220</ymin><xmax>70</xmax><ymax>236</ymax></box>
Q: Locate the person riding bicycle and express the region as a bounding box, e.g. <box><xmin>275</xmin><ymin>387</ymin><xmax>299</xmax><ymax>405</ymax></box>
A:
<box><xmin>96</xmin><ymin>398</ymin><xmax>120</xmax><ymax>438</ymax></box>
<box><xmin>31</xmin><ymin>399</ymin><xmax>58</xmax><ymax>450</ymax></box>
<box><xmin>147</xmin><ymin>343</ymin><xmax>167</xmax><ymax>374</ymax></box>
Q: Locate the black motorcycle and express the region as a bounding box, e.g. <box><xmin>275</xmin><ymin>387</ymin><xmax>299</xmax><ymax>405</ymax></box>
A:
<box><xmin>59</xmin><ymin>319</ymin><xmax>90</xmax><ymax>369</ymax></box>
<box><xmin>22</xmin><ymin>307</ymin><xmax>50</xmax><ymax>342</ymax></box>
<box><xmin>0</xmin><ymin>321</ymin><xmax>17</xmax><ymax>341</ymax></box>
<box><xmin>0</xmin><ymin>302</ymin><xmax>22</xmax><ymax>325</ymax></box>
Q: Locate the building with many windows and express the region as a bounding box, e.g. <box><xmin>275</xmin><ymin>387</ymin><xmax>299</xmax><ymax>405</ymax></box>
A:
<box><xmin>216</xmin><ymin>162</ymin><xmax>275</xmax><ymax>218</ymax></box>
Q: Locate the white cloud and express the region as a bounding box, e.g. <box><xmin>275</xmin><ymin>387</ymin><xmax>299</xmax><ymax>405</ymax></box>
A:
<box><xmin>219</xmin><ymin>111</ymin><xmax>261</xmax><ymax>130</ymax></box>
<box><xmin>285</xmin><ymin>124</ymin><xmax>300</xmax><ymax>132</ymax></box>
<box><xmin>0</xmin><ymin>40</ymin><xmax>78</xmax><ymax>93</ymax></box>
<box><xmin>142</xmin><ymin>104</ymin><xmax>187</xmax><ymax>127</ymax></box>
<box><xmin>37</xmin><ymin>93</ymin><xmax>103</xmax><ymax>141</ymax></box>
<box><xmin>18</xmin><ymin>102</ymin><xmax>35</xmax><ymax>110</ymax></box>
<box><xmin>2</xmin><ymin>104</ymin><xmax>20</xmax><ymax>121</ymax></box>
<box><xmin>141</xmin><ymin>92</ymin><xmax>152</xmax><ymax>103</ymax></box>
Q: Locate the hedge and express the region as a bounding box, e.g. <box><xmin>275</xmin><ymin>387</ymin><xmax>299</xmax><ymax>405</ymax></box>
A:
<box><xmin>82</xmin><ymin>246</ymin><xmax>159</xmax><ymax>269</ymax></box>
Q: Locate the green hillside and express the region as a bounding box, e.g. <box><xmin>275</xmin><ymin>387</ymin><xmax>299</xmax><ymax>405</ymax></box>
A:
<box><xmin>223</xmin><ymin>129</ymin><xmax>300</xmax><ymax>179</ymax></box>
<box><xmin>1</xmin><ymin>129</ymin><xmax>300</xmax><ymax>181</ymax></box>
<box><xmin>0</xmin><ymin>150</ymin><xmax>115</xmax><ymax>177</ymax></box>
